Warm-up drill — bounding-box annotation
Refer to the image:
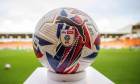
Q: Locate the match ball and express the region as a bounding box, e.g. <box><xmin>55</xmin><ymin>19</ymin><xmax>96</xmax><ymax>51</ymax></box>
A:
<box><xmin>5</xmin><ymin>64</ymin><xmax>11</xmax><ymax>69</ymax></box>
<box><xmin>33</xmin><ymin>7</ymin><xmax>100</xmax><ymax>73</ymax></box>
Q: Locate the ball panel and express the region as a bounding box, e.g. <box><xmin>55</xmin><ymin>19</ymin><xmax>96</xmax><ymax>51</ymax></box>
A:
<box><xmin>39</xmin><ymin>23</ymin><xmax>58</xmax><ymax>43</ymax></box>
<box><xmin>43</xmin><ymin>9</ymin><xmax>59</xmax><ymax>23</ymax></box>
<box><xmin>35</xmin><ymin>9</ymin><xmax>59</xmax><ymax>34</ymax></box>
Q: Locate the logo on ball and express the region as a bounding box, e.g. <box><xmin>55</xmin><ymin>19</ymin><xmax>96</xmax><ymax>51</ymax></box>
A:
<box><xmin>64</xmin><ymin>35</ymin><xmax>70</xmax><ymax>41</ymax></box>
<box><xmin>61</xmin><ymin>30</ymin><xmax>75</xmax><ymax>46</ymax></box>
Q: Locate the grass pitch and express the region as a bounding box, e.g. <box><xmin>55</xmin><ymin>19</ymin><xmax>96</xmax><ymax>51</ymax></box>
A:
<box><xmin>0</xmin><ymin>50</ymin><xmax>42</xmax><ymax>84</ymax></box>
<box><xmin>91</xmin><ymin>49</ymin><xmax>140</xmax><ymax>84</ymax></box>
<box><xmin>0</xmin><ymin>49</ymin><xmax>140</xmax><ymax>84</ymax></box>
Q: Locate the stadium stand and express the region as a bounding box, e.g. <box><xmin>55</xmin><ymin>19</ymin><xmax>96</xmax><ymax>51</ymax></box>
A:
<box><xmin>0</xmin><ymin>34</ymin><xmax>32</xmax><ymax>49</ymax></box>
<box><xmin>100</xmin><ymin>23</ymin><xmax>140</xmax><ymax>49</ymax></box>
<box><xmin>0</xmin><ymin>23</ymin><xmax>140</xmax><ymax>49</ymax></box>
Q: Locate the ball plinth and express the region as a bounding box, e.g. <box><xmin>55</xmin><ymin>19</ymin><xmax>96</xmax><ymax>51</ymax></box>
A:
<box><xmin>47</xmin><ymin>70</ymin><xmax>86</xmax><ymax>82</ymax></box>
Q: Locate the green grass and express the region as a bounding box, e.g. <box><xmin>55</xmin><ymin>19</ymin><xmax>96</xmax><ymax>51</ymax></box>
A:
<box><xmin>0</xmin><ymin>49</ymin><xmax>140</xmax><ymax>84</ymax></box>
<box><xmin>91</xmin><ymin>49</ymin><xmax>140</xmax><ymax>84</ymax></box>
<box><xmin>0</xmin><ymin>50</ymin><xmax>42</xmax><ymax>84</ymax></box>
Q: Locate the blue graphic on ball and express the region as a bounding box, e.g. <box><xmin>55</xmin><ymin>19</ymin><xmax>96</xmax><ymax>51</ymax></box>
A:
<box><xmin>64</xmin><ymin>35</ymin><xmax>70</xmax><ymax>41</ymax></box>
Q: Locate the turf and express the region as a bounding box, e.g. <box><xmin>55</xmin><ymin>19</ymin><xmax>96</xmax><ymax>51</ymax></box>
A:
<box><xmin>0</xmin><ymin>50</ymin><xmax>42</xmax><ymax>84</ymax></box>
<box><xmin>0</xmin><ymin>49</ymin><xmax>140</xmax><ymax>84</ymax></box>
<box><xmin>91</xmin><ymin>49</ymin><xmax>140</xmax><ymax>84</ymax></box>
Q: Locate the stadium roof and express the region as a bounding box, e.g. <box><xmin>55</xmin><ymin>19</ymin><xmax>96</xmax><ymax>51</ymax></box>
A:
<box><xmin>109</xmin><ymin>23</ymin><xmax>140</xmax><ymax>34</ymax></box>
<box><xmin>116</xmin><ymin>25</ymin><xmax>132</xmax><ymax>34</ymax></box>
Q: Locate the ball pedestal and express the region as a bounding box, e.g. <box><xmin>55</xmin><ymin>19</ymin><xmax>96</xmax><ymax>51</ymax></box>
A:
<box><xmin>24</xmin><ymin>66</ymin><xmax>114</xmax><ymax>84</ymax></box>
<box><xmin>48</xmin><ymin>70</ymin><xmax>86</xmax><ymax>82</ymax></box>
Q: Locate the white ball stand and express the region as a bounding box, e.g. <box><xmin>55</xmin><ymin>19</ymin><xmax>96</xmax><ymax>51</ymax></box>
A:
<box><xmin>24</xmin><ymin>66</ymin><xmax>114</xmax><ymax>84</ymax></box>
<box><xmin>48</xmin><ymin>70</ymin><xmax>86</xmax><ymax>82</ymax></box>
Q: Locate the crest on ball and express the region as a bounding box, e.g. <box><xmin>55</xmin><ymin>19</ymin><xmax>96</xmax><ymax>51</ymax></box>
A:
<box><xmin>60</xmin><ymin>29</ymin><xmax>75</xmax><ymax>47</ymax></box>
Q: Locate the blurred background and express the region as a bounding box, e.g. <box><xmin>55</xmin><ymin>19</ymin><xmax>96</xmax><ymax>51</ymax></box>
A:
<box><xmin>0</xmin><ymin>0</ymin><xmax>140</xmax><ymax>84</ymax></box>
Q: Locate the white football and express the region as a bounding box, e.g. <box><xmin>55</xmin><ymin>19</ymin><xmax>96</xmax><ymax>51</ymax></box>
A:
<box><xmin>5</xmin><ymin>64</ymin><xmax>11</xmax><ymax>69</ymax></box>
<box><xmin>33</xmin><ymin>7</ymin><xmax>100</xmax><ymax>73</ymax></box>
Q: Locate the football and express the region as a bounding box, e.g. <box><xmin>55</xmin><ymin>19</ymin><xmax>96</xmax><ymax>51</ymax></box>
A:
<box><xmin>5</xmin><ymin>64</ymin><xmax>11</xmax><ymax>69</ymax></box>
<box><xmin>33</xmin><ymin>7</ymin><xmax>100</xmax><ymax>74</ymax></box>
